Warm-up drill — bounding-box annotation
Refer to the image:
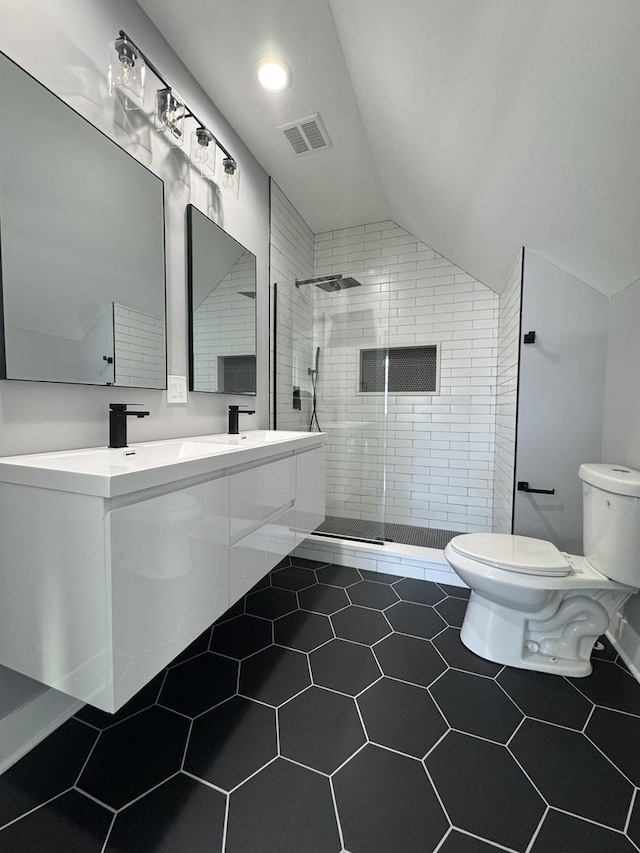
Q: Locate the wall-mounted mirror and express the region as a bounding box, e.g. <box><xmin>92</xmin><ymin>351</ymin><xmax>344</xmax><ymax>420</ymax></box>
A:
<box><xmin>0</xmin><ymin>51</ymin><xmax>166</xmax><ymax>388</ymax></box>
<box><xmin>187</xmin><ymin>204</ymin><xmax>257</xmax><ymax>395</ymax></box>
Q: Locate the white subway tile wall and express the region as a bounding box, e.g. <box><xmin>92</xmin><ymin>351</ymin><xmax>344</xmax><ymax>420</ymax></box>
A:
<box><xmin>269</xmin><ymin>181</ymin><xmax>315</xmax><ymax>430</ymax></box>
<box><xmin>193</xmin><ymin>254</ymin><xmax>255</xmax><ymax>391</ymax></box>
<box><xmin>113</xmin><ymin>303</ymin><xmax>165</xmax><ymax>388</ymax></box>
<box><xmin>313</xmin><ymin>221</ymin><xmax>498</xmax><ymax>533</ymax></box>
<box><xmin>491</xmin><ymin>252</ymin><xmax>523</xmax><ymax>533</ymax></box>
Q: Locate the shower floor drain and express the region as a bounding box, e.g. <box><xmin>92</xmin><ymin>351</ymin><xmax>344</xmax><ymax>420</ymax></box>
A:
<box><xmin>315</xmin><ymin>516</ymin><xmax>461</xmax><ymax>550</ymax></box>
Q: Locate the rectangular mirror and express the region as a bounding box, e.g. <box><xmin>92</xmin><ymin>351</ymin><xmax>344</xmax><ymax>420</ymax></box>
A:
<box><xmin>187</xmin><ymin>204</ymin><xmax>257</xmax><ymax>395</ymax></box>
<box><xmin>0</xmin><ymin>51</ymin><xmax>166</xmax><ymax>388</ymax></box>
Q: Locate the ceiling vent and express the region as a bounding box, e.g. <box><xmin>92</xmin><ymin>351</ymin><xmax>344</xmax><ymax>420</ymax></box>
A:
<box><xmin>277</xmin><ymin>113</ymin><xmax>332</xmax><ymax>156</ymax></box>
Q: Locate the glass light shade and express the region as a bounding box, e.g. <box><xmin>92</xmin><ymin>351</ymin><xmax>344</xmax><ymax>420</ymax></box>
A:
<box><xmin>190</xmin><ymin>127</ymin><xmax>216</xmax><ymax>177</ymax></box>
<box><xmin>155</xmin><ymin>87</ymin><xmax>185</xmax><ymax>146</ymax></box>
<box><xmin>107</xmin><ymin>37</ymin><xmax>146</xmax><ymax>110</ymax></box>
<box><xmin>215</xmin><ymin>148</ymin><xmax>240</xmax><ymax>200</ymax></box>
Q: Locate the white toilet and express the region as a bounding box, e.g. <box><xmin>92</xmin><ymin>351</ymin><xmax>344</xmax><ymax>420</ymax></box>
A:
<box><xmin>444</xmin><ymin>463</ymin><xmax>640</xmax><ymax>677</ymax></box>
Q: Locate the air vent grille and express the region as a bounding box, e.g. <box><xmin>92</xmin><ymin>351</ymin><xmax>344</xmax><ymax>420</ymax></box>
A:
<box><xmin>278</xmin><ymin>112</ymin><xmax>332</xmax><ymax>156</ymax></box>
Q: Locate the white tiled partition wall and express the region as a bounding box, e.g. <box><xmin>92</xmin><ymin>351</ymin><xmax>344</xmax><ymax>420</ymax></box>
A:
<box><xmin>314</xmin><ymin>221</ymin><xmax>499</xmax><ymax>533</ymax></box>
<box><xmin>113</xmin><ymin>303</ymin><xmax>165</xmax><ymax>388</ymax></box>
<box><xmin>491</xmin><ymin>251</ymin><xmax>523</xmax><ymax>533</ymax></box>
<box><xmin>269</xmin><ymin>181</ymin><xmax>315</xmax><ymax>431</ymax></box>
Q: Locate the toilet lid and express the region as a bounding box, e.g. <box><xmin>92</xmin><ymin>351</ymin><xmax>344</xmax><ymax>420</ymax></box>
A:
<box><xmin>449</xmin><ymin>534</ymin><xmax>571</xmax><ymax>576</ymax></box>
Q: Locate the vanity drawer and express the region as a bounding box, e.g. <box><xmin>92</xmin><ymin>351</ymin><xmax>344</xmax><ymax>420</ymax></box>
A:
<box><xmin>230</xmin><ymin>456</ymin><xmax>295</xmax><ymax>539</ymax></box>
<box><xmin>229</xmin><ymin>507</ymin><xmax>297</xmax><ymax>605</ymax></box>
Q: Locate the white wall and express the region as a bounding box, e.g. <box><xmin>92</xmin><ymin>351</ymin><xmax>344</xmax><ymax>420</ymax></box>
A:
<box><xmin>0</xmin><ymin>0</ymin><xmax>270</xmax><ymax>766</ymax></box>
<box><xmin>314</xmin><ymin>221</ymin><xmax>498</xmax><ymax>533</ymax></box>
<box><xmin>492</xmin><ymin>251</ymin><xmax>522</xmax><ymax>533</ymax></box>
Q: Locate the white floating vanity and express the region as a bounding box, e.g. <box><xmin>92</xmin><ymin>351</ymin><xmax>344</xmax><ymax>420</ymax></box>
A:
<box><xmin>0</xmin><ymin>430</ymin><xmax>326</xmax><ymax>712</ymax></box>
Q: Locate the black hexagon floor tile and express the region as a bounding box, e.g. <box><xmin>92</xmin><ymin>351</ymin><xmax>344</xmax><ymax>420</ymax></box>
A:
<box><xmin>0</xmin><ymin>718</ymin><xmax>97</xmax><ymax>828</ymax></box>
<box><xmin>245</xmin><ymin>587</ymin><xmax>298</xmax><ymax>619</ymax></box>
<box><xmin>105</xmin><ymin>773</ymin><xmax>226</xmax><ymax>853</ymax></box>
<box><xmin>591</xmin><ymin>635</ymin><xmax>618</xmax><ymax>662</ymax></box>
<box><xmin>316</xmin><ymin>564</ymin><xmax>362</xmax><ymax>587</ymax></box>
<box><xmin>359</xmin><ymin>568</ymin><xmax>402</xmax><ymax>584</ymax></box>
<box><xmin>385</xmin><ymin>600</ymin><xmax>447</xmax><ymax>639</ymax></box>
<box><xmin>530</xmin><ymin>809</ymin><xmax>638</xmax><ymax>853</ymax></box>
<box><xmin>437</xmin><ymin>830</ymin><xmax>505</xmax><ymax>852</ymax></box>
<box><xmin>209</xmin><ymin>614</ymin><xmax>272</xmax><ymax>659</ymax></box>
<box><xmin>437</xmin><ymin>582</ymin><xmax>471</xmax><ymax>599</ymax></box>
<box><xmin>0</xmin><ymin>790</ymin><xmax>111</xmax><ymax>853</ymax></box>
<box><xmin>374</xmin><ymin>633</ymin><xmax>447</xmax><ymax>688</ymax></box>
<box><xmin>226</xmin><ymin>758</ymin><xmax>341</xmax><ymax>853</ymax></box>
<box><xmin>497</xmin><ymin>667</ymin><xmax>593</xmax><ymax>730</ymax></box>
<box><xmin>586</xmin><ymin>707</ymin><xmax>640</xmax><ymax>785</ymax></box>
<box><xmin>334</xmin><ymin>744</ymin><xmax>448</xmax><ymax>853</ymax></box>
<box><xmin>331</xmin><ymin>605</ymin><xmax>391</xmax><ymax>645</ymax></box>
<box><xmin>310</xmin><ymin>638</ymin><xmax>381</xmax><ymax>696</ymax></box>
<box><xmin>432</xmin><ymin>627</ymin><xmax>502</xmax><ymax>677</ymax></box>
<box><xmin>168</xmin><ymin>626</ymin><xmax>213</xmax><ymax>668</ymax></box>
<box><xmin>77</xmin><ymin>706</ymin><xmax>190</xmax><ymax>810</ymax></box>
<box><xmin>158</xmin><ymin>652</ymin><xmax>238</xmax><ymax>717</ymax></box>
<box><xmin>569</xmin><ymin>659</ymin><xmax>640</xmax><ymax>715</ymax></box>
<box><xmin>239</xmin><ymin>644</ymin><xmax>310</xmax><ymax>706</ymax></box>
<box><xmin>214</xmin><ymin>597</ymin><xmax>244</xmax><ymax>623</ymax></box>
<box><xmin>510</xmin><ymin>718</ymin><xmax>633</xmax><ymax>830</ymax></box>
<box><xmin>271</xmin><ymin>565</ymin><xmax>317</xmax><ymax>591</ymax></box>
<box><xmin>393</xmin><ymin>577</ymin><xmax>446</xmax><ymax>605</ymax></box>
<box><xmin>74</xmin><ymin>670</ymin><xmax>165</xmax><ymax>730</ymax></box>
<box><xmin>434</xmin><ymin>597</ymin><xmax>469</xmax><ymax>628</ymax></box>
<box><xmin>347</xmin><ymin>580</ymin><xmax>400</xmax><ymax>609</ymax></box>
<box><xmin>358</xmin><ymin>677</ymin><xmax>448</xmax><ymax>758</ymax></box>
<box><xmin>426</xmin><ymin>731</ymin><xmax>545</xmax><ymax>852</ymax></box>
<box><xmin>274</xmin><ymin>609</ymin><xmax>333</xmax><ymax>652</ymax></box>
<box><xmin>184</xmin><ymin>695</ymin><xmax>277</xmax><ymax>791</ymax></box>
<box><xmin>248</xmin><ymin>573</ymin><xmax>271</xmax><ymax>592</ymax></box>
<box><xmin>430</xmin><ymin>670</ymin><xmax>523</xmax><ymax>743</ymax></box>
<box><xmin>279</xmin><ymin>686</ymin><xmax>366</xmax><ymax>773</ymax></box>
<box><xmin>298</xmin><ymin>583</ymin><xmax>350</xmax><ymax>615</ymax></box>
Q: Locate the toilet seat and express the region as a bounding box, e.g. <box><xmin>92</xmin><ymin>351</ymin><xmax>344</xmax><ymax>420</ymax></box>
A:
<box><xmin>449</xmin><ymin>533</ymin><xmax>571</xmax><ymax>577</ymax></box>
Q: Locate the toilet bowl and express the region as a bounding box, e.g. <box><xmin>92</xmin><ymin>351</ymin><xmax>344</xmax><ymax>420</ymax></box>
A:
<box><xmin>444</xmin><ymin>464</ymin><xmax>640</xmax><ymax>677</ymax></box>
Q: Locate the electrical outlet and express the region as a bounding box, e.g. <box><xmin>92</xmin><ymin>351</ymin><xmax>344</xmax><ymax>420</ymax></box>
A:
<box><xmin>167</xmin><ymin>375</ymin><xmax>188</xmax><ymax>404</ymax></box>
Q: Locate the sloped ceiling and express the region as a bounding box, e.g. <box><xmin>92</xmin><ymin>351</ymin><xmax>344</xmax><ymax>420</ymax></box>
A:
<box><xmin>139</xmin><ymin>0</ymin><xmax>640</xmax><ymax>295</ymax></box>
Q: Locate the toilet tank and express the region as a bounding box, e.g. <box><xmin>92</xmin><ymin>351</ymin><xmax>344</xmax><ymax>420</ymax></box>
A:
<box><xmin>580</xmin><ymin>463</ymin><xmax>640</xmax><ymax>586</ymax></box>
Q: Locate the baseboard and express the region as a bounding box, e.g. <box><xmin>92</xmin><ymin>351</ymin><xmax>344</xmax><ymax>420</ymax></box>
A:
<box><xmin>0</xmin><ymin>688</ymin><xmax>82</xmax><ymax>775</ymax></box>
<box><xmin>607</xmin><ymin>610</ymin><xmax>640</xmax><ymax>685</ymax></box>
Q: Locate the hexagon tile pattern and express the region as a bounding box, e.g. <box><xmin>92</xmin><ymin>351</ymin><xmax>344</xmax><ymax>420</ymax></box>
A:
<box><xmin>2</xmin><ymin>557</ymin><xmax>640</xmax><ymax>852</ymax></box>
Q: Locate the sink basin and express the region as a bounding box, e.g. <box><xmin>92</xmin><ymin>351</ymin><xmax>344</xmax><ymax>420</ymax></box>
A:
<box><xmin>0</xmin><ymin>431</ymin><xmax>325</xmax><ymax>498</ymax></box>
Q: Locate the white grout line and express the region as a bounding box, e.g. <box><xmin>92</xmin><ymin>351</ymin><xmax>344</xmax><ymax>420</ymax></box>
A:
<box><xmin>625</xmin><ymin>787</ymin><xmax>638</xmax><ymax>836</ymax></box>
<box><xmin>181</xmin><ymin>770</ymin><xmax>228</xmax><ymax>796</ymax></box>
<box><xmin>329</xmin><ymin>776</ymin><xmax>347</xmax><ymax>850</ymax></box>
<box><xmin>220</xmin><ymin>792</ymin><xmax>230</xmax><ymax>853</ymax></box>
<box><xmin>523</xmin><ymin>805</ymin><xmax>549</xmax><ymax>853</ymax></box>
<box><xmin>100</xmin><ymin>811</ymin><xmax>118</xmax><ymax>853</ymax></box>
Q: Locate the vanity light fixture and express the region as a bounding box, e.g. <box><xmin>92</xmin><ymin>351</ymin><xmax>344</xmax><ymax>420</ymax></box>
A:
<box><xmin>256</xmin><ymin>56</ymin><xmax>291</xmax><ymax>92</ymax></box>
<box><xmin>107</xmin><ymin>34</ymin><xmax>146</xmax><ymax>110</ymax></box>
<box><xmin>108</xmin><ymin>30</ymin><xmax>239</xmax><ymax>197</ymax></box>
<box><xmin>191</xmin><ymin>127</ymin><xmax>216</xmax><ymax>176</ymax></box>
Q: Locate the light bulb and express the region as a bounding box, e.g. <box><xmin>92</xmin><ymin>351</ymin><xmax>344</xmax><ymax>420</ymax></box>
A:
<box><xmin>256</xmin><ymin>56</ymin><xmax>291</xmax><ymax>92</ymax></box>
<box><xmin>107</xmin><ymin>36</ymin><xmax>145</xmax><ymax>110</ymax></box>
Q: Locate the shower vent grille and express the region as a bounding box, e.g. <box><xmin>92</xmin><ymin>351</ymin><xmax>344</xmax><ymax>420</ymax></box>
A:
<box><xmin>278</xmin><ymin>113</ymin><xmax>332</xmax><ymax>156</ymax></box>
<box><xmin>359</xmin><ymin>345</ymin><xmax>439</xmax><ymax>394</ymax></box>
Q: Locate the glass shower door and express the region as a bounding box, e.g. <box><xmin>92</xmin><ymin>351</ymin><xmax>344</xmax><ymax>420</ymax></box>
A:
<box><xmin>273</xmin><ymin>270</ymin><xmax>391</xmax><ymax>543</ymax></box>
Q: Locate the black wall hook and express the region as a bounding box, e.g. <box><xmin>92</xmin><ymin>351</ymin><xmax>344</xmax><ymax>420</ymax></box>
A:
<box><xmin>523</xmin><ymin>331</ymin><xmax>536</xmax><ymax>344</ymax></box>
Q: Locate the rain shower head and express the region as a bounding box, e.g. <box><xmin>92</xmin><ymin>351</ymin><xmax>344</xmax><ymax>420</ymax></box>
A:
<box><xmin>295</xmin><ymin>274</ymin><xmax>362</xmax><ymax>292</ymax></box>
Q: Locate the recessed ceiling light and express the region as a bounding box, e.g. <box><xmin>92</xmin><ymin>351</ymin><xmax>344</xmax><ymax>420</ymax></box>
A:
<box><xmin>256</xmin><ymin>56</ymin><xmax>291</xmax><ymax>92</ymax></box>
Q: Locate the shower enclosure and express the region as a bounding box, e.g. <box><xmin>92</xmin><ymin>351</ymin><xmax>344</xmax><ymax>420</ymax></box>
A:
<box><xmin>273</xmin><ymin>269</ymin><xmax>463</xmax><ymax>549</ymax></box>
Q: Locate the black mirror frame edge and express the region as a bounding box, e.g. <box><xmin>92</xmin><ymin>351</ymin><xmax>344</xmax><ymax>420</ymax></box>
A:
<box><xmin>186</xmin><ymin>203</ymin><xmax>257</xmax><ymax>395</ymax></box>
<box><xmin>0</xmin><ymin>47</ymin><xmax>168</xmax><ymax>390</ymax></box>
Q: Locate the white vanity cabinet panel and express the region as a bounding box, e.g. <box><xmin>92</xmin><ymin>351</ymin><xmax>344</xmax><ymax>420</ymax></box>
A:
<box><xmin>229</xmin><ymin>456</ymin><xmax>295</xmax><ymax>540</ymax></box>
<box><xmin>295</xmin><ymin>445</ymin><xmax>326</xmax><ymax>542</ymax></box>
<box><xmin>0</xmin><ymin>484</ymin><xmax>109</xmax><ymax>706</ymax></box>
<box><xmin>106</xmin><ymin>476</ymin><xmax>229</xmax><ymax>711</ymax></box>
<box><xmin>230</xmin><ymin>508</ymin><xmax>297</xmax><ymax>606</ymax></box>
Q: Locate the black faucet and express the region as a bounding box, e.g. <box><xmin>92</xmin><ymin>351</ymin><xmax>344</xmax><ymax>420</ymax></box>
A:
<box><xmin>109</xmin><ymin>403</ymin><xmax>150</xmax><ymax>448</ymax></box>
<box><xmin>228</xmin><ymin>405</ymin><xmax>255</xmax><ymax>435</ymax></box>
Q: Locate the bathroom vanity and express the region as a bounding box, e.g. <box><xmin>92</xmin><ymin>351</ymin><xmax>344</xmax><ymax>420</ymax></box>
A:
<box><xmin>0</xmin><ymin>431</ymin><xmax>325</xmax><ymax>712</ymax></box>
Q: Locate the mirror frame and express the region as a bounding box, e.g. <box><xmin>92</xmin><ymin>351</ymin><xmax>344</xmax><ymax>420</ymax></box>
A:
<box><xmin>186</xmin><ymin>204</ymin><xmax>257</xmax><ymax>395</ymax></box>
<box><xmin>0</xmin><ymin>49</ymin><xmax>167</xmax><ymax>389</ymax></box>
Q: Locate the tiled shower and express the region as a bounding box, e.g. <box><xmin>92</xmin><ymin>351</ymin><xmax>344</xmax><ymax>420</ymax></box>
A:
<box><xmin>271</xmin><ymin>181</ymin><xmax>520</xmax><ymax>546</ymax></box>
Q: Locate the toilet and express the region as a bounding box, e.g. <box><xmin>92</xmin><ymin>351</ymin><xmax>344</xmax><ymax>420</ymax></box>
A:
<box><xmin>444</xmin><ymin>463</ymin><xmax>640</xmax><ymax>677</ymax></box>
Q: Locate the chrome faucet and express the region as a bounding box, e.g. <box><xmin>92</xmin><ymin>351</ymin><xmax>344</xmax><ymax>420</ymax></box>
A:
<box><xmin>109</xmin><ymin>403</ymin><xmax>150</xmax><ymax>448</ymax></box>
<box><xmin>228</xmin><ymin>405</ymin><xmax>255</xmax><ymax>435</ymax></box>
